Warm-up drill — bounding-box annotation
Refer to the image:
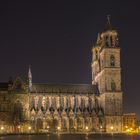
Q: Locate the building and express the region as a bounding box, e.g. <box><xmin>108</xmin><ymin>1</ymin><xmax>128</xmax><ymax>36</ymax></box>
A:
<box><xmin>0</xmin><ymin>17</ymin><xmax>123</xmax><ymax>133</ymax></box>
<box><xmin>123</xmin><ymin>113</ymin><xmax>136</xmax><ymax>132</ymax></box>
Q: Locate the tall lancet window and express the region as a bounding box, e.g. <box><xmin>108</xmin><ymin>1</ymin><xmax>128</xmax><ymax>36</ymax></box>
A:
<box><xmin>110</xmin><ymin>36</ymin><xmax>113</xmax><ymax>46</ymax></box>
<box><xmin>111</xmin><ymin>80</ymin><xmax>116</xmax><ymax>91</ymax></box>
<box><xmin>95</xmin><ymin>50</ymin><xmax>98</xmax><ymax>60</ymax></box>
<box><xmin>110</xmin><ymin>55</ymin><xmax>115</xmax><ymax>66</ymax></box>
<box><xmin>12</xmin><ymin>100</ymin><xmax>23</xmax><ymax>124</ymax></box>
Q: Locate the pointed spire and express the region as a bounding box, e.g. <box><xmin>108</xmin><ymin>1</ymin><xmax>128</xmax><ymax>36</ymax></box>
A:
<box><xmin>96</xmin><ymin>33</ymin><xmax>101</xmax><ymax>45</ymax></box>
<box><xmin>107</xmin><ymin>15</ymin><xmax>111</xmax><ymax>25</ymax></box>
<box><xmin>104</xmin><ymin>15</ymin><xmax>114</xmax><ymax>31</ymax></box>
<box><xmin>28</xmin><ymin>65</ymin><xmax>32</xmax><ymax>79</ymax></box>
<box><xmin>28</xmin><ymin>65</ymin><xmax>32</xmax><ymax>92</ymax></box>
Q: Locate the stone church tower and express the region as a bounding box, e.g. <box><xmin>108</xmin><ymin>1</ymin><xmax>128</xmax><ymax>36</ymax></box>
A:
<box><xmin>91</xmin><ymin>17</ymin><xmax>123</xmax><ymax>132</ymax></box>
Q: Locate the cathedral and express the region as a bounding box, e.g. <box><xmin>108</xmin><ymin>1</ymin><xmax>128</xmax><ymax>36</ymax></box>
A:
<box><xmin>0</xmin><ymin>18</ymin><xmax>123</xmax><ymax>133</ymax></box>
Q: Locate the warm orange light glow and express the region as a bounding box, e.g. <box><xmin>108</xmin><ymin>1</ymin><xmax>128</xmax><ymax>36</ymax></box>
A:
<box><xmin>125</xmin><ymin>126</ymin><xmax>128</xmax><ymax>128</ymax></box>
<box><xmin>57</xmin><ymin>126</ymin><xmax>60</xmax><ymax>130</ymax></box>
<box><xmin>110</xmin><ymin>126</ymin><xmax>114</xmax><ymax>130</ymax></box>
<box><xmin>28</xmin><ymin>126</ymin><xmax>31</xmax><ymax>130</ymax></box>
<box><xmin>100</xmin><ymin>125</ymin><xmax>103</xmax><ymax>129</ymax></box>
<box><xmin>85</xmin><ymin>126</ymin><xmax>89</xmax><ymax>130</ymax></box>
<box><xmin>1</xmin><ymin>126</ymin><xmax>4</xmax><ymax>130</ymax></box>
<box><xmin>18</xmin><ymin>125</ymin><xmax>21</xmax><ymax>129</ymax></box>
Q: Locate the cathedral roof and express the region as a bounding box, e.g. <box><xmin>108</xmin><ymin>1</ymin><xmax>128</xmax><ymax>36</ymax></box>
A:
<box><xmin>0</xmin><ymin>83</ymin><xmax>8</xmax><ymax>91</ymax></box>
<box><xmin>31</xmin><ymin>83</ymin><xmax>99</xmax><ymax>95</ymax></box>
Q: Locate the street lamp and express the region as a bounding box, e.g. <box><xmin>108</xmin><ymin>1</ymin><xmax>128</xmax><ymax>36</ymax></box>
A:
<box><xmin>125</xmin><ymin>125</ymin><xmax>128</xmax><ymax>129</ymax></box>
<box><xmin>1</xmin><ymin>126</ymin><xmax>4</xmax><ymax>130</ymax></box>
<box><xmin>110</xmin><ymin>126</ymin><xmax>114</xmax><ymax>137</ymax></box>
<box><xmin>85</xmin><ymin>126</ymin><xmax>89</xmax><ymax>140</ymax></box>
<box><xmin>57</xmin><ymin>126</ymin><xmax>61</xmax><ymax>134</ymax></box>
<box><xmin>57</xmin><ymin>126</ymin><xmax>60</xmax><ymax>130</ymax></box>
<box><xmin>17</xmin><ymin>125</ymin><xmax>21</xmax><ymax>129</ymax></box>
<box><xmin>47</xmin><ymin>125</ymin><xmax>49</xmax><ymax>132</ymax></box>
<box><xmin>85</xmin><ymin>126</ymin><xmax>89</xmax><ymax>130</ymax></box>
<box><xmin>100</xmin><ymin>125</ymin><xmax>103</xmax><ymax>137</ymax></box>
<box><xmin>28</xmin><ymin>126</ymin><xmax>31</xmax><ymax>133</ymax></box>
<box><xmin>100</xmin><ymin>125</ymin><xmax>103</xmax><ymax>129</ymax></box>
<box><xmin>0</xmin><ymin>126</ymin><xmax>4</xmax><ymax>133</ymax></box>
<box><xmin>100</xmin><ymin>125</ymin><xmax>103</xmax><ymax>132</ymax></box>
<box><xmin>17</xmin><ymin>125</ymin><xmax>21</xmax><ymax>133</ymax></box>
<box><xmin>28</xmin><ymin>126</ymin><xmax>31</xmax><ymax>130</ymax></box>
<box><xmin>110</xmin><ymin>126</ymin><xmax>114</xmax><ymax>131</ymax></box>
<box><xmin>47</xmin><ymin>126</ymin><xmax>50</xmax><ymax>129</ymax></box>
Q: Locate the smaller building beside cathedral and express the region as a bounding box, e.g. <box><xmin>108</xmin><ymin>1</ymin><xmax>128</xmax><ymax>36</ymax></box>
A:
<box><xmin>0</xmin><ymin>18</ymin><xmax>123</xmax><ymax>133</ymax></box>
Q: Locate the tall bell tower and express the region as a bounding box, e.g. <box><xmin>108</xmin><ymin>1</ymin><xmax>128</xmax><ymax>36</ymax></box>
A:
<box><xmin>91</xmin><ymin>16</ymin><xmax>123</xmax><ymax>132</ymax></box>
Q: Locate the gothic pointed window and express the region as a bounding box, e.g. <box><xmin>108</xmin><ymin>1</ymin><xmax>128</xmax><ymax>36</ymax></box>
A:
<box><xmin>95</xmin><ymin>50</ymin><xmax>98</xmax><ymax>60</ymax></box>
<box><xmin>110</xmin><ymin>55</ymin><xmax>115</xmax><ymax>66</ymax></box>
<box><xmin>110</xmin><ymin>36</ymin><xmax>113</xmax><ymax>46</ymax></box>
<box><xmin>115</xmin><ymin>35</ymin><xmax>119</xmax><ymax>47</ymax></box>
<box><xmin>105</xmin><ymin>36</ymin><xmax>109</xmax><ymax>47</ymax></box>
<box><xmin>111</xmin><ymin>80</ymin><xmax>116</xmax><ymax>91</ymax></box>
<box><xmin>12</xmin><ymin>100</ymin><xmax>23</xmax><ymax>125</ymax></box>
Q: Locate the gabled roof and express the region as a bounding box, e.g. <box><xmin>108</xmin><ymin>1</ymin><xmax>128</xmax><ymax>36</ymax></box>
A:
<box><xmin>31</xmin><ymin>83</ymin><xmax>99</xmax><ymax>95</ymax></box>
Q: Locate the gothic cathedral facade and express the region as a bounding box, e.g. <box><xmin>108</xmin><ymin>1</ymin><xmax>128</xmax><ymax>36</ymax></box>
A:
<box><xmin>0</xmin><ymin>18</ymin><xmax>123</xmax><ymax>133</ymax></box>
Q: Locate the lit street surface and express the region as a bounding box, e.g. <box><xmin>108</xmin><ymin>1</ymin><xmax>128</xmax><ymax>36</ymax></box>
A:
<box><xmin>0</xmin><ymin>134</ymin><xmax>140</xmax><ymax>140</ymax></box>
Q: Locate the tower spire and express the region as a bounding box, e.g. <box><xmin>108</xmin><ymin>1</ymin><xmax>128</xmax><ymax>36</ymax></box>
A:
<box><xmin>28</xmin><ymin>65</ymin><xmax>32</xmax><ymax>92</ymax></box>
<box><xmin>105</xmin><ymin>15</ymin><xmax>113</xmax><ymax>31</ymax></box>
<box><xmin>96</xmin><ymin>33</ymin><xmax>101</xmax><ymax>45</ymax></box>
<box><xmin>107</xmin><ymin>15</ymin><xmax>111</xmax><ymax>25</ymax></box>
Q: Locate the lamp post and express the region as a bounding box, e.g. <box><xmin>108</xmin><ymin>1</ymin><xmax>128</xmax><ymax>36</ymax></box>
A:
<box><xmin>85</xmin><ymin>126</ymin><xmax>89</xmax><ymax>140</ymax></box>
<box><xmin>47</xmin><ymin>126</ymin><xmax>49</xmax><ymax>132</ymax></box>
<box><xmin>110</xmin><ymin>126</ymin><xmax>114</xmax><ymax>139</ymax></box>
<box><xmin>100</xmin><ymin>125</ymin><xmax>103</xmax><ymax>139</ymax></box>
<box><xmin>17</xmin><ymin>125</ymin><xmax>21</xmax><ymax>133</ymax></box>
<box><xmin>1</xmin><ymin>126</ymin><xmax>4</xmax><ymax>133</ymax></box>
<box><xmin>85</xmin><ymin>126</ymin><xmax>89</xmax><ymax>131</ymax></box>
<box><xmin>57</xmin><ymin>126</ymin><xmax>61</xmax><ymax>134</ymax></box>
<box><xmin>28</xmin><ymin>126</ymin><xmax>31</xmax><ymax>133</ymax></box>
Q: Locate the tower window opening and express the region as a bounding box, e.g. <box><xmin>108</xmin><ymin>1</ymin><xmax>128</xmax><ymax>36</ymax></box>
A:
<box><xmin>110</xmin><ymin>55</ymin><xmax>115</xmax><ymax>66</ymax></box>
<box><xmin>111</xmin><ymin>80</ymin><xmax>116</xmax><ymax>91</ymax></box>
<box><xmin>110</xmin><ymin>36</ymin><xmax>113</xmax><ymax>46</ymax></box>
<box><xmin>95</xmin><ymin>50</ymin><xmax>98</xmax><ymax>60</ymax></box>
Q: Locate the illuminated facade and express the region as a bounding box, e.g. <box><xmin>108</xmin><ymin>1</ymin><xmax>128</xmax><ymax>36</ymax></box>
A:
<box><xmin>123</xmin><ymin>113</ymin><xmax>136</xmax><ymax>132</ymax></box>
<box><xmin>0</xmin><ymin>18</ymin><xmax>123</xmax><ymax>133</ymax></box>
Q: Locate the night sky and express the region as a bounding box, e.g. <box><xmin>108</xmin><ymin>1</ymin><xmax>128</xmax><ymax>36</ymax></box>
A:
<box><xmin>0</xmin><ymin>1</ymin><xmax>140</xmax><ymax>118</ymax></box>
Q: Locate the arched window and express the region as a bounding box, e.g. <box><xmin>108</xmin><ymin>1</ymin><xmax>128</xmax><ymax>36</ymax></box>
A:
<box><xmin>110</xmin><ymin>55</ymin><xmax>115</xmax><ymax>66</ymax></box>
<box><xmin>12</xmin><ymin>100</ymin><xmax>23</xmax><ymax>124</ymax></box>
<box><xmin>110</xmin><ymin>36</ymin><xmax>113</xmax><ymax>46</ymax></box>
<box><xmin>95</xmin><ymin>50</ymin><xmax>98</xmax><ymax>60</ymax></box>
<box><xmin>105</xmin><ymin>35</ymin><xmax>109</xmax><ymax>47</ymax></box>
<box><xmin>111</xmin><ymin>80</ymin><xmax>116</xmax><ymax>91</ymax></box>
